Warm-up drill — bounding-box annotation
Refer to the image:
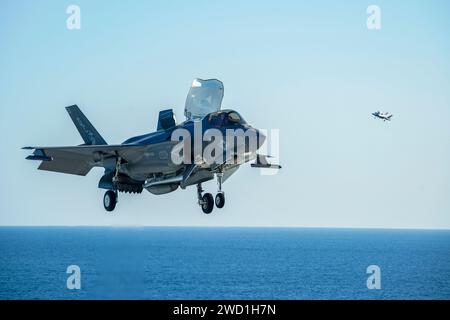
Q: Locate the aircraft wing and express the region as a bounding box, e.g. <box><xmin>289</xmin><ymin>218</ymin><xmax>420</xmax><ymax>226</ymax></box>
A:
<box><xmin>23</xmin><ymin>142</ymin><xmax>178</xmax><ymax>176</ymax></box>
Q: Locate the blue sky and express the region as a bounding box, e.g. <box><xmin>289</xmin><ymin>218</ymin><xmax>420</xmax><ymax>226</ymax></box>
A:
<box><xmin>1</xmin><ymin>0</ymin><xmax>449</xmax><ymax>228</ymax></box>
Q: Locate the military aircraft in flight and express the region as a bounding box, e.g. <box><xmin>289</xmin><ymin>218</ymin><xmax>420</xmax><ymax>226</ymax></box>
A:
<box><xmin>372</xmin><ymin>111</ymin><xmax>393</xmax><ymax>121</ymax></box>
<box><xmin>23</xmin><ymin>79</ymin><xmax>281</xmax><ymax>214</ymax></box>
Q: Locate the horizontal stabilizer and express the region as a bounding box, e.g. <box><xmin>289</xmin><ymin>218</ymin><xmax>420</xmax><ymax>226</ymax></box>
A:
<box><xmin>25</xmin><ymin>148</ymin><xmax>52</xmax><ymax>161</ymax></box>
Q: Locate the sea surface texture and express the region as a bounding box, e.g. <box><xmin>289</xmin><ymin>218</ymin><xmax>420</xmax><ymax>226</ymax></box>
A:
<box><xmin>0</xmin><ymin>227</ymin><xmax>449</xmax><ymax>299</ymax></box>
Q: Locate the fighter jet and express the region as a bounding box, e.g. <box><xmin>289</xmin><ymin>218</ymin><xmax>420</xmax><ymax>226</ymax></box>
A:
<box><xmin>23</xmin><ymin>79</ymin><xmax>281</xmax><ymax>214</ymax></box>
<box><xmin>372</xmin><ymin>111</ymin><xmax>393</xmax><ymax>121</ymax></box>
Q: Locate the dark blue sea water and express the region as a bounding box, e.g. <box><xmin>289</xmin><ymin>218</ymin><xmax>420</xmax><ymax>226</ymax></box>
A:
<box><xmin>0</xmin><ymin>227</ymin><xmax>449</xmax><ymax>300</ymax></box>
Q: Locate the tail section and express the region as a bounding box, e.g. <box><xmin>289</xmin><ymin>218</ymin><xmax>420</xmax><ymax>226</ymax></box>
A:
<box><xmin>65</xmin><ymin>105</ymin><xmax>107</xmax><ymax>145</ymax></box>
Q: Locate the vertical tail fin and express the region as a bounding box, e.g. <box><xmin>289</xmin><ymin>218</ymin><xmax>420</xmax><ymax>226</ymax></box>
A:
<box><xmin>65</xmin><ymin>105</ymin><xmax>107</xmax><ymax>145</ymax></box>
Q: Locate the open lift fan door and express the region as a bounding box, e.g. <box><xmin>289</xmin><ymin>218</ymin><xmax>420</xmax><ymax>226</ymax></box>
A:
<box><xmin>184</xmin><ymin>79</ymin><xmax>224</xmax><ymax>120</ymax></box>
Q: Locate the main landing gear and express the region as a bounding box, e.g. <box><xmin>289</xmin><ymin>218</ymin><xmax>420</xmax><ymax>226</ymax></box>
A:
<box><xmin>103</xmin><ymin>157</ymin><xmax>120</xmax><ymax>212</ymax></box>
<box><xmin>103</xmin><ymin>190</ymin><xmax>117</xmax><ymax>212</ymax></box>
<box><xmin>197</xmin><ymin>173</ymin><xmax>226</xmax><ymax>214</ymax></box>
<box><xmin>215</xmin><ymin>172</ymin><xmax>225</xmax><ymax>209</ymax></box>
<box><xmin>197</xmin><ymin>184</ymin><xmax>214</xmax><ymax>214</ymax></box>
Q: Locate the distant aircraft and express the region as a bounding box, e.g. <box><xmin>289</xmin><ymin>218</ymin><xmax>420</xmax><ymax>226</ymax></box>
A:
<box><xmin>372</xmin><ymin>111</ymin><xmax>393</xmax><ymax>121</ymax></box>
<box><xmin>23</xmin><ymin>79</ymin><xmax>281</xmax><ymax>214</ymax></box>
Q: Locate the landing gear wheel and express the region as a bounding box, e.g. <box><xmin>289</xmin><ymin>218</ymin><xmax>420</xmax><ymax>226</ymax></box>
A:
<box><xmin>215</xmin><ymin>193</ymin><xmax>225</xmax><ymax>209</ymax></box>
<box><xmin>103</xmin><ymin>190</ymin><xmax>117</xmax><ymax>212</ymax></box>
<box><xmin>201</xmin><ymin>193</ymin><xmax>214</xmax><ymax>214</ymax></box>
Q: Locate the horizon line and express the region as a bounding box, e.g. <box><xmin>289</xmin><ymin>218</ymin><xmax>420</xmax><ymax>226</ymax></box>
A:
<box><xmin>0</xmin><ymin>225</ymin><xmax>449</xmax><ymax>231</ymax></box>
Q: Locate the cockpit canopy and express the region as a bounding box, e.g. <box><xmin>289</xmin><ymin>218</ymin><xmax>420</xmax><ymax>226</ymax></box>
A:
<box><xmin>184</xmin><ymin>79</ymin><xmax>224</xmax><ymax>120</ymax></box>
<box><xmin>208</xmin><ymin>110</ymin><xmax>247</xmax><ymax>127</ymax></box>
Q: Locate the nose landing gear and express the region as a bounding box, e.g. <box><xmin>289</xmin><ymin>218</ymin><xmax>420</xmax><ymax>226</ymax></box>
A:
<box><xmin>197</xmin><ymin>183</ymin><xmax>214</xmax><ymax>214</ymax></box>
<box><xmin>215</xmin><ymin>193</ymin><xmax>225</xmax><ymax>208</ymax></box>
<box><xmin>196</xmin><ymin>172</ymin><xmax>226</xmax><ymax>214</ymax></box>
<box><xmin>215</xmin><ymin>173</ymin><xmax>225</xmax><ymax>209</ymax></box>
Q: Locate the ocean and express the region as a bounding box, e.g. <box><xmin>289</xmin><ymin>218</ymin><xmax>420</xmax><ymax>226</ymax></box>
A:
<box><xmin>0</xmin><ymin>227</ymin><xmax>449</xmax><ymax>300</ymax></box>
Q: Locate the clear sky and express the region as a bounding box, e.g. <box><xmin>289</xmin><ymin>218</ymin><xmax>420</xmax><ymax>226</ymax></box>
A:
<box><xmin>1</xmin><ymin>0</ymin><xmax>449</xmax><ymax>228</ymax></box>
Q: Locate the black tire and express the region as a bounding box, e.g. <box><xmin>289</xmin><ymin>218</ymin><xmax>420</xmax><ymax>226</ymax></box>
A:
<box><xmin>103</xmin><ymin>190</ymin><xmax>117</xmax><ymax>212</ymax></box>
<box><xmin>215</xmin><ymin>193</ymin><xmax>225</xmax><ymax>209</ymax></box>
<box><xmin>201</xmin><ymin>193</ymin><xmax>214</xmax><ymax>214</ymax></box>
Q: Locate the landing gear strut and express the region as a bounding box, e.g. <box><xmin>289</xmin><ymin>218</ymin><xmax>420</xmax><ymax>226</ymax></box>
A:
<box><xmin>197</xmin><ymin>183</ymin><xmax>214</xmax><ymax>214</ymax></box>
<box><xmin>103</xmin><ymin>190</ymin><xmax>117</xmax><ymax>212</ymax></box>
<box><xmin>104</xmin><ymin>157</ymin><xmax>121</xmax><ymax>212</ymax></box>
<box><xmin>215</xmin><ymin>173</ymin><xmax>225</xmax><ymax>209</ymax></box>
<box><xmin>112</xmin><ymin>156</ymin><xmax>121</xmax><ymax>186</ymax></box>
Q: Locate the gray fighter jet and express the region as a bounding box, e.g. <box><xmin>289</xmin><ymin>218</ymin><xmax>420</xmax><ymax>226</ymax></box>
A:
<box><xmin>372</xmin><ymin>111</ymin><xmax>393</xmax><ymax>121</ymax></box>
<box><xmin>24</xmin><ymin>79</ymin><xmax>281</xmax><ymax>214</ymax></box>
